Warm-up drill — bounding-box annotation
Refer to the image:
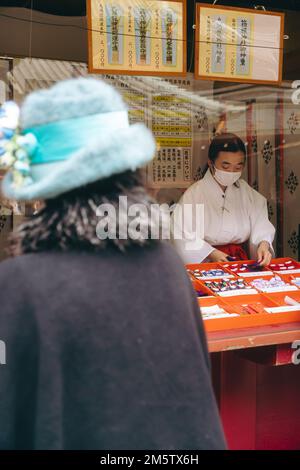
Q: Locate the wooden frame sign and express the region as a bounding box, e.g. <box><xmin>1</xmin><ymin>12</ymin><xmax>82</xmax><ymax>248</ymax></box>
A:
<box><xmin>195</xmin><ymin>3</ymin><xmax>284</xmax><ymax>85</ymax></box>
<box><xmin>87</xmin><ymin>0</ymin><xmax>187</xmax><ymax>76</ymax></box>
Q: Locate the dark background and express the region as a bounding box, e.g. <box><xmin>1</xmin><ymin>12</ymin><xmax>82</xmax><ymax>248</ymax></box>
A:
<box><xmin>1</xmin><ymin>0</ymin><xmax>300</xmax><ymax>17</ymax></box>
<box><xmin>0</xmin><ymin>1</ymin><xmax>299</xmax><ymax>78</ymax></box>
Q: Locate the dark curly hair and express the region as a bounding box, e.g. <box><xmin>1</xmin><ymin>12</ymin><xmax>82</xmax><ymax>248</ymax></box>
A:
<box><xmin>9</xmin><ymin>170</ymin><xmax>160</xmax><ymax>256</ymax></box>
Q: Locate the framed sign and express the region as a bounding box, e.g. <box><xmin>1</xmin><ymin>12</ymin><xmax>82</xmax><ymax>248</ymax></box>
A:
<box><xmin>195</xmin><ymin>3</ymin><xmax>284</xmax><ymax>85</ymax></box>
<box><xmin>87</xmin><ymin>0</ymin><xmax>187</xmax><ymax>76</ymax></box>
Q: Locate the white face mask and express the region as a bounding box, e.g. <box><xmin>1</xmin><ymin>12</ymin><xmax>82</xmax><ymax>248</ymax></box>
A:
<box><xmin>213</xmin><ymin>167</ymin><xmax>242</xmax><ymax>187</ymax></box>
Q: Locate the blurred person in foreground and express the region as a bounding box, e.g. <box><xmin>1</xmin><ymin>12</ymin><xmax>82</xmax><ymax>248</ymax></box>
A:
<box><xmin>0</xmin><ymin>78</ymin><xmax>226</xmax><ymax>450</ymax></box>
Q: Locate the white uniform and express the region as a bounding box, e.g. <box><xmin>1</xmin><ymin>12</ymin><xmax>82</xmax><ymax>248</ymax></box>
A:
<box><xmin>171</xmin><ymin>169</ymin><xmax>275</xmax><ymax>264</ymax></box>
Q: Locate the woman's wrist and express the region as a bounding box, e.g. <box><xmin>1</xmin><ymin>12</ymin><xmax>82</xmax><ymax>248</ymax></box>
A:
<box><xmin>257</xmin><ymin>240</ymin><xmax>273</xmax><ymax>266</ymax></box>
<box><xmin>258</xmin><ymin>240</ymin><xmax>270</xmax><ymax>249</ymax></box>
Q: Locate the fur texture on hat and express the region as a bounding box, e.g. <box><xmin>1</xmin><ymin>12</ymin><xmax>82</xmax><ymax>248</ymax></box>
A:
<box><xmin>2</xmin><ymin>78</ymin><xmax>156</xmax><ymax>200</ymax></box>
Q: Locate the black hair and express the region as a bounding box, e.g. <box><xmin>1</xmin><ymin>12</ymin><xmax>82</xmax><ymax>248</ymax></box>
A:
<box><xmin>208</xmin><ymin>133</ymin><xmax>247</xmax><ymax>164</ymax></box>
<box><xmin>8</xmin><ymin>169</ymin><xmax>160</xmax><ymax>256</ymax></box>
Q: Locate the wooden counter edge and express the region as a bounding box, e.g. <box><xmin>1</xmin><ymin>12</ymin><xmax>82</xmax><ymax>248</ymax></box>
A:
<box><xmin>207</xmin><ymin>322</ymin><xmax>300</xmax><ymax>353</ymax></box>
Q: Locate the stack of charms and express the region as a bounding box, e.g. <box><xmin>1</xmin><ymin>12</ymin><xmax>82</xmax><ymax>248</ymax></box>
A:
<box><xmin>188</xmin><ymin>268</ymin><xmax>231</xmax><ymax>280</ymax></box>
<box><xmin>269</xmin><ymin>260</ymin><xmax>300</xmax><ymax>274</ymax></box>
<box><xmin>200</xmin><ymin>304</ymin><xmax>239</xmax><ymax>320</ymax></box>
<box><xmin>223</xmin><ymin>262</ymin><xmax>267</xmax><ymax>275</ymax></box>
<box><xmin>204</xmin><ymin>278</ymin><xmax>251</xmax><ymax>295</ymax></box>
<box><xmin>250</xmin><ymin>276</ymin><xmax>298</xmax><ymax>293</ymax></box>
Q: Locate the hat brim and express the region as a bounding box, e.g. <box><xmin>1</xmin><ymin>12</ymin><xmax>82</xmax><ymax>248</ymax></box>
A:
<box><xmin>2</xmin><ymin>123</ymin><xmax>156</xmax><ymax>201</ymax></box>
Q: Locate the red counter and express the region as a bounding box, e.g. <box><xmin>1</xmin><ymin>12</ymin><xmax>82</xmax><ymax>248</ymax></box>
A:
<box><xmin>207</xmin><ymin>322</ymin><xmax>300</xmax><ymax>450</ymax></box>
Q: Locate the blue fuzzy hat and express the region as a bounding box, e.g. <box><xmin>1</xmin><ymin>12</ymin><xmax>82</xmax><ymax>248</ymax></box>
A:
<box><xmin>0</xmin><ymin>78</ymin><xmax>156</xmax><ymax>200</ymax></box>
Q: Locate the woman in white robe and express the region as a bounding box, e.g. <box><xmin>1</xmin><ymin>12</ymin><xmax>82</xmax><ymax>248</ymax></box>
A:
<box><xmin>172</xmin><ymin>133</ymin><xmax>275</xmax><ymax>266</ymax></box>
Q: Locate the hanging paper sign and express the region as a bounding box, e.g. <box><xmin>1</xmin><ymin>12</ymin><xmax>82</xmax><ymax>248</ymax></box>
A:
<box><xmin>87</xmin><ymin>0</ymin><xmax>186</xmax><ymax>76</ymax></box>
<box><xmin>195</xmin><ymin>4</ymin><xmax>284</xmax><ymax>85</ymax></box>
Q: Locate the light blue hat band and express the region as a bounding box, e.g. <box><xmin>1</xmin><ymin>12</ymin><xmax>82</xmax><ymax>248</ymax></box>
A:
<box><xmin>23</xmin><ymin>110</ymin><xmax>129</xmax><ymax>165</ymax></box>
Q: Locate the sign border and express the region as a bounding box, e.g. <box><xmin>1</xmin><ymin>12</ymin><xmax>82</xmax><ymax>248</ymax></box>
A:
<box><xmin>87</xmin><ymin>0</ymin><xmax>187</xmax><ymax>76</ymax></box>
<box><xmin>194</xmin><ymin>3</ymin><xmax>284</xmax><ymax>85</ymax></box>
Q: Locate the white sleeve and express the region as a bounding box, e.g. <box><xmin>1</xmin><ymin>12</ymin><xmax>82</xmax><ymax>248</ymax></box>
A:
<box><xmin>171</xmin><ymin>186</ymin><xmax>214</xmax><ymax>264</ymax></box>
<box><xmin>249</xmin><ymin>190</ymin><xmax>276</xmax><ymax>259</ymax></box>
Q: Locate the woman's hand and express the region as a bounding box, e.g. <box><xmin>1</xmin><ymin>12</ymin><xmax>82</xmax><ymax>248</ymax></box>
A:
<box><xmin>208</xmin><ymin>249</ymin><xmax>230</xmax><ymax>263</ymax></box>
<box><xmin>257</xmin><ymin>241</ymin><xmax>272</xmax><ymax>267</ymax></box>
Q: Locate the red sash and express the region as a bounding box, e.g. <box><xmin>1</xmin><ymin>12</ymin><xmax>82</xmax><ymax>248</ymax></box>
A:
<box><xmin>213</xmin><ymin>243</ymin><xmax>249</xmax><ymax>260</ymax></box>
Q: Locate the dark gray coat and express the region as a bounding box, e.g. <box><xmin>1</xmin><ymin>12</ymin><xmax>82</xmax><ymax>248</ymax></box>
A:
<box><xmin>0</xmin><ymin>242</ymin><xmax>226</xmax><ymax>450</ymax></box>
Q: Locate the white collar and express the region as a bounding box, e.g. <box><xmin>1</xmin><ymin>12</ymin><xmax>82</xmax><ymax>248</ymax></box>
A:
<box><xmin>203</xmin><ymin>168</ymin><xmax>225</xmax><ymax>195</ymax></box>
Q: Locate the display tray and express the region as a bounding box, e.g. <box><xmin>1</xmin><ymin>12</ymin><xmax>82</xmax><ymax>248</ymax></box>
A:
<box><xmin>195</xmin><ymin>276</ymin><xmax>258</xmax><ymax>297</ymax></box>
<box><xmin>222</xmin><ymin>260</ymin><xmax>273</xmax><ymax>277</ymax></box>
<box><xmin>198</xmin><ymin>296</ymin><xmax>230</xmax><ymax>308</ymax></box>
<box><xmin>246</xmin><ymin>274</ymin><xmax>298</xmax><ymax>293</ymax></box>
<box><xmin>269</xmin><ymin>257</ymin><xmax>300</xmax><ymax>275</ymax></box>
<box><xmin>265</xmin><ymin>290</ymin><xmax>300</xmax><ymax>306</ymax></box>
<box><xmin>187</xmin><ymin>258</ymin><xmax>300</xmax><ymax>332</ymax></box>
<box><xmin>276</xmin><ymin>272</ymin><xmax>300</xmax><ymax>288</ymax></box>
<box><xmin>202</xmin><ymin>292</ymin><xmax>300</xmax><ymax>332</ymax></box>
<box><xmin>192</xmin><ymin>279</ymin><xmax>215</xmax><ymax>298</ymax></box>
<box><xmin>186</xmin><ymin>262</ymin><xmax>234</xmax><ymax>280</ymax></box>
